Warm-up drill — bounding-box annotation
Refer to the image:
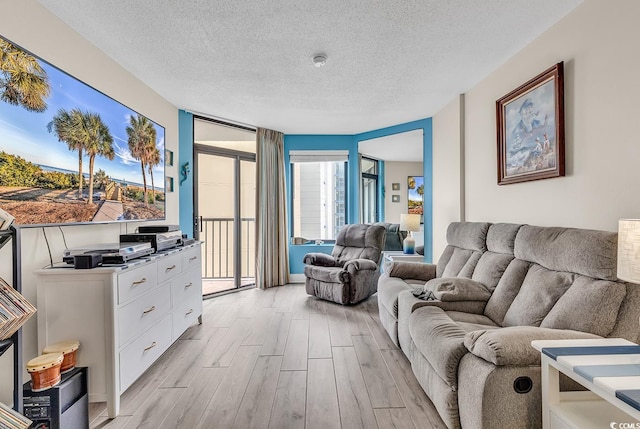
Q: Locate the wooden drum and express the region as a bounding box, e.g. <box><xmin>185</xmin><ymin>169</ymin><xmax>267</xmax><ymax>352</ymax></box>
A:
<box><xmin>43</xmin><ymin>340</ymin><xmax>80</xmax><ymax>373</ymax></box>
<box><xmin>26</xmin><ymin>352</ymin><xmax>63</xmax><ymax>392</ymax></box>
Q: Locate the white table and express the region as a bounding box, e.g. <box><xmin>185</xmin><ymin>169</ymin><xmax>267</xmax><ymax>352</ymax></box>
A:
<box><xmin>381</xmin><ymin>251</ymin><xmax>424</xmax><ymax>273</ymax></box>
<box><xmin>532</xmin><ymin>338</ymin><xmax>640</xmax><ymax>429</ymax></box>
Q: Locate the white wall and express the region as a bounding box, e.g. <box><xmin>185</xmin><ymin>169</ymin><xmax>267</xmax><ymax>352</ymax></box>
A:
<box><xmin>461</xmin><ymin>0</ymin><xmax>640</xmax><ymax>231</ymax></box>
<box><xmin>384</xmin><ymin>161</ymin><xmax>424</xmax><ymax>223</ymax></box>
<box><xmin>0</xmin><ymin>0</ymin><xmax>179</xmax><ymax>404</ymax></box>
<box><xmin>432</xmin><ymin>95</ymin><xmax>464</xmax><ymax>258</ymax></box>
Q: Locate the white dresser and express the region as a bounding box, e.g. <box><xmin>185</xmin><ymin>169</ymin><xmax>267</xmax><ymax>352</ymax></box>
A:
<box><xmin>36</xmin><ymin>243</ymin><xmax>202</xmax><ymax>417</ymax></box>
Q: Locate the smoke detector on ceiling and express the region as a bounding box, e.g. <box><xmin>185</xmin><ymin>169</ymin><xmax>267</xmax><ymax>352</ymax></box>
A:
<box><xmin>312</xmin><ymin>54</ymin><xmax>327</xmax><ymax>68</ymax></box>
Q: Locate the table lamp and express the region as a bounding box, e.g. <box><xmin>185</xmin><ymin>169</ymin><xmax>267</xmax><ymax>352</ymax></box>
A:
<box><xmin>617</xmin><ymin>219</ymin><xmax>640</xmax><ymax>283</ymax></box>
<box><xmin>400</xmin><ymin>213</ymin><xmax>421</xmax><ymax>254</ymax></box>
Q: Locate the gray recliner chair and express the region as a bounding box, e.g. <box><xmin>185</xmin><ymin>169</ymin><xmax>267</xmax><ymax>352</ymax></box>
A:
<box><xmin>303</xmin><ymin>224</ymin><xmax>386</xmax><ymax>305</ymax></box>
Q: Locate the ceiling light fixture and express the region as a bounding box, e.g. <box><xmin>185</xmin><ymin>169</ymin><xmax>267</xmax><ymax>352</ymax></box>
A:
<box><xmin>312</xmin><ymin>54</ymin><xmax>327</xmax><ymax>68</ymax></box>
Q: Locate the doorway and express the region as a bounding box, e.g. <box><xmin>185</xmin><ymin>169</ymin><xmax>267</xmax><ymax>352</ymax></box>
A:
<box><xmin>193</xmin><ymin>117</ymin><xmax>256</xmax><ymax>296</ymax></box>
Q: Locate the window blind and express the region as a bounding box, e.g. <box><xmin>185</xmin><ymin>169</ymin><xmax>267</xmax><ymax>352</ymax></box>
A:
<box><xmin>289</xmin><ymin>150</ymin><xmax>349</xmax><ymax>163</ymax></box>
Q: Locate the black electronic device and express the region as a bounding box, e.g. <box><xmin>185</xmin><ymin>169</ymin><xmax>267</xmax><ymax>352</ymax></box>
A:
<box><xmin>63</xmin><ymin>242</ymin><xmax>154</xmax><ymax>265</ymax></box>
<box><xmin>23</xmin><ymin>366</ymin><xmax>89</xmax><ymax>429</ymax></box>
<box><xmin>73</xmin><ymin>253</ymin><xmax>102</xmax><ymax>269</ymax></box>
<box><xmin>120</xmin><ymin>230</ymin><xmax>182</xmax><ymax>252</ymax></box>
<box><xmin>138</xmin><ymin>225</ymin><xmax>180</xmax><ymax>233</ymax></box>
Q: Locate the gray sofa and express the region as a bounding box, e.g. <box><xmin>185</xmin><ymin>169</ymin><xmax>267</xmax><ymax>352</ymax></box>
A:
<box><xmin>377</xmin><ymin>221</ymin><xmax>640</xmax><ymax>429</ymax></box>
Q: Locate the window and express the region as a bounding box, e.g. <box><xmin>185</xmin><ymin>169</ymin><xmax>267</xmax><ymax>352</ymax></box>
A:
<box><xmin>290</xmin><ymin>151</ymin><xmax>348</xmax><ymax>240</ymax></box>
<box><xmin>361</xmin><ymin>157</ymin><xmax>378</xmax><ymax>224</ymax></box>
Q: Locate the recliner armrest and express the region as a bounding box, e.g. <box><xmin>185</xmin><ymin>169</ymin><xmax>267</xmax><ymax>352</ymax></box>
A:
<box><xmin>389</xmin><ymin>261</ymin><xmax>436</xmax><ymax>282</ymax></box>
<box><xmin>303</xmin><ymin>252</ymin><xmax>337</xmax><ymax>267</ymax></box>
<box><xmin>464</xmin><ymin>326</ymin><xmax>601</xmax><ymax>366</ymax></box>
<box><xmin>343</xmin><ymin>258</ymin><xmax>379</xmax><ymax>272</ymax></box>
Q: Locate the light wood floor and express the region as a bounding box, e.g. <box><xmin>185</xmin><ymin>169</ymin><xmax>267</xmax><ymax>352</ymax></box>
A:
<box><xmin>89</xmin><ymin>284</ymin><xmax>446</xmax><ymax>429</ymax></box>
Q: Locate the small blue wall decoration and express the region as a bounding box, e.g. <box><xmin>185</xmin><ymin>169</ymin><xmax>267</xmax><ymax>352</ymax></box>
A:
<box><xmin>180</xmin><ymin>162</ymin><xmax>190</xmax><ymax>186</ymax></box>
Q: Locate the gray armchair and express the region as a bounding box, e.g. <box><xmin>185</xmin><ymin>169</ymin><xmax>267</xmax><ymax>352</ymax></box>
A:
<box><xmin>303</xmin><ymin>224</ymin><xmax>386</xmax><ymax>304</ymax></box>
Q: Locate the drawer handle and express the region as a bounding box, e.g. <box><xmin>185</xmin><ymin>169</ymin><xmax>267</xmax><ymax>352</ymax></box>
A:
<box><xmin>143</xmin><ymin>305</ymin><xmax>156</xmax><ymax>314</ymax></box>
<box><xmin>185</xmin><ymin>282</ymin><xmax>193</xmax><ymax>288</ymax></box>
<box><xmin>132</xmin><ymin>278</ymin><xmax>147</xmax><ymax>286</ymax></box>
<box><xmin>189</xmin><ymin>256</ymin><xmax>197</xmax><ymax>261</ymax></box>
<box><xmin>186</xmin><ymin>309</ymin><xmax>193</xmax><ymax>315</ymax></box>
<box><xmin>144</xmin><ymin>342</ymin><xmax>157</xmax><ymax>352</ymax></box>
<box><xmin>165</xmin><ymin>265</ymin><xmax>177</xmax><ymax>272</ymax></box>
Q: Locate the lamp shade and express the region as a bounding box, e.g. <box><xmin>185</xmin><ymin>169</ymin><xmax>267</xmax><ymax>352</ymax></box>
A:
<box><xmin>617</xmin><ymin>219</ymin><xmax>640</xmax><ymax>283</ymax></box>
<box><xmin>400</xmin><ymin>213</ymin><xmax>421</xmax><ymax>232</ymax></box>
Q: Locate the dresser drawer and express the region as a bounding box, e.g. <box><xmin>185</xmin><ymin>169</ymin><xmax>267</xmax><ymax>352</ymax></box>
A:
<box><xmin>157</xmin><ymin>252</ymin><xmax>182</xmax><ymax>284</ymax></box>
<box><xmin>119</xmin><ymin>314</ymin><xmax>172</xmax><ymax>393</ymax></box>
<box><xmin>117</xmin><ymin>263</ymin><xmax>157</xmax><ymax>304</ymax></box>
<box><xmin>118</xmin><ymin>283</ymin><xmax>171</xmax><ymax>347</ymax></box>
<box><xmin>171</xmin><ymin>270</ymin><xmax>201</xmax><ymax>307</ymax></box>
<box><xmin>182</xmin><ymin>246</ymin><xmax>201</xmax><ymax>272</ymax></box>
<box><xmin>172</xmin><ymin>297</ymin><xmax>202</xmax><ymax>340</ymax></box>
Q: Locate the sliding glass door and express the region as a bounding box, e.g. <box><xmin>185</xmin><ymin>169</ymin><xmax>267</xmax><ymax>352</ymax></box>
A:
<box><xmin>193</xmin><ymin>118</ymin><xmax>256</xmax><ymax>296</ymax></box>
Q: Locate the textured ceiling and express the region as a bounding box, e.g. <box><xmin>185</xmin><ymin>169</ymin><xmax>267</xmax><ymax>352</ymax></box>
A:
<box><xmin>37</xmin><ymin>0</ymin><xmax>582</xmax><ymax>134</ymax></box>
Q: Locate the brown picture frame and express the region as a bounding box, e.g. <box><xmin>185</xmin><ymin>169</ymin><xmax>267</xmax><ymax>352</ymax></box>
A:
<box><xmin>496</xmin><ymin>62</ymin><xmax>564</xmax><ymax>185</ymax></box>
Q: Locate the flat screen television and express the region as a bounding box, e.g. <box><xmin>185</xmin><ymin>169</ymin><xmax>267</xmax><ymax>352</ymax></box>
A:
<box><xmin>0</xmin><ymin>35</ymin><xmax>165</xmax><ymax>227</ymax></box>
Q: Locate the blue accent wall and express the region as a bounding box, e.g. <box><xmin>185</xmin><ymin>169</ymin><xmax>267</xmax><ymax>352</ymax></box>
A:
<box><xmin>378</xmin><ymin>160</ymin><xmax>385</xmax><ymax>221</ymax></box>
<box><xmin>283</xmin><ymin>118</ymin><xmax>433</xmax><ymax>274</ymax></box>
<box><xmin>355</xmin><ymin>118</ymin><xmax>433</xmax><ymax>263</ymax></box>
<box><xmin>284</xmin><ymin>134</ymin><xmax>358</xmax><ymax>274</ymax></box>
<box><xmin>289</xmin><ymin>244</ymin><xmax>335</xmax><ymax>274</ymax></box>
<box><xmin>176</xmin><ymin>111</ymin><xmax>433</xmax><ymax>272</ymax></box>
<box><xmin>178</xmin><ymin>110</ymin><xmax>194</xmax><ymax>238</ymax></box>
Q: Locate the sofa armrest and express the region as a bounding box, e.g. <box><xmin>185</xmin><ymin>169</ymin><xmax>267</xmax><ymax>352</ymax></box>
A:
<box><xmin>303</xmin><ymin>252</ymin><xmax>337</xmax><ymax>267</ymax></box>
<box><xmin>464</xmin><ymin>326</ymin><xmax>602</xmax><ymax>366</ymax></box>
<box><xmin>389</xmin><ymin>261</ymin><xmax>436</xmax><ymax>282</ymax></box>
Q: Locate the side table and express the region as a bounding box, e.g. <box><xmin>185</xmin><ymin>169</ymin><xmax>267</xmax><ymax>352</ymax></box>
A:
<box><xmin>381</xmin><ymin>251</ymin><xmax>424</xmax><ymax>273</ymax></box>
<box><xmin>532</xmin><ymin>338</ymin><xmax>640</xmax><ymax>429</ymax></box>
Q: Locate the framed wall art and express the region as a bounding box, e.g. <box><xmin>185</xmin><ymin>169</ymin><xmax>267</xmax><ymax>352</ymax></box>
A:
<box><xmin>391</xmin><ymin>183</ymin><xmax>400</xmax><ymax>191</ymax></box>
<box><xmin>496</xmin><ymin>62</ymin><xmax>565</xmax><ymax>185</ymax></box>
<box><xmin>391</xmin><ymin>195</ymin><xmax>400</xmax><ymax>203</ymax></box>
<box><xmin>407</xmin><ymin>176</ymin><xmax>423</xmax><ymax>215</ymax></box>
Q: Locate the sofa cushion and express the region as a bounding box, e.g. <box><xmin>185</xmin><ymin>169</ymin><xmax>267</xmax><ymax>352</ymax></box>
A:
<box><xmin>514</xmin><ymin>225</ymin><xmax>618</xmax><ymax>281</ymax></box>
<box><xmin>446</xmin><ymin>311</ymin><xmax>498</xmax><ymax>327</ymax></box>
<box><xmin>446</xmin><ymin>222</ymin><xmax>491</xmax><ymax>252</ymax></box>
<box><xmin>471</xmin><ymin>252</ymin><xmax>514</xmax><ymax>291</ymax></box>
<box><xmin>436</xmin><ymin>222</ymin><xmax>490</xmax><ymax>278</ymax></box>
<box><xmin>409</xmin><ymin>306</ymin><xmax>468</xmax><ymax>388</ymax></box>
<box><xmin>610</xmin><ymin>284</ymin><xmax>640</xmax><ymax>343</ymax></box>
<box><xmin>425</xmin><ymin>278</ymin><xmax>492</xmax><ymax>302</ymax></box>
<box><xmin>483</xmin><ymin>259</ymin><xmax>530</xmax><ymax>326</ymax></box>
<box><xmin>457</xmin><ymin>321</ymin><xmax>500</xmax><ymax>333</ymax></box>
<box><xmin>502</xmin><ymin>264</ymin><xmax>574</xmax><ymax>327</ymax></box>
<box><xmin>486</xmin><ymin>223</ymin><xmax>522</xmax><ymax>254</ymax></box>
<box><xmin>441</xmin><ymin>248</ymin><xmax>482</xmax><ymax>278</ymax></box>
<box><xmin>541</xmin><ymin>276</ymin><xmax>626</xmax><ymax>337</ymax></box>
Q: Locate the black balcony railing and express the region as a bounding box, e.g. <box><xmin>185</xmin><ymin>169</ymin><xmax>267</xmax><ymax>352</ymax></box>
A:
<box><xmin>200</xmin><ymin>217</ymin><xmax>255</xmax><ymax>279</ymax></box>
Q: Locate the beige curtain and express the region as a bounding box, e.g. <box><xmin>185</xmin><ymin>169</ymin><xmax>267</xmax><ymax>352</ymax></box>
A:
<box><xmin>255</xmin><ymin>128</ymin><xmax>289</xmax><ymax>289</ymax></box>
